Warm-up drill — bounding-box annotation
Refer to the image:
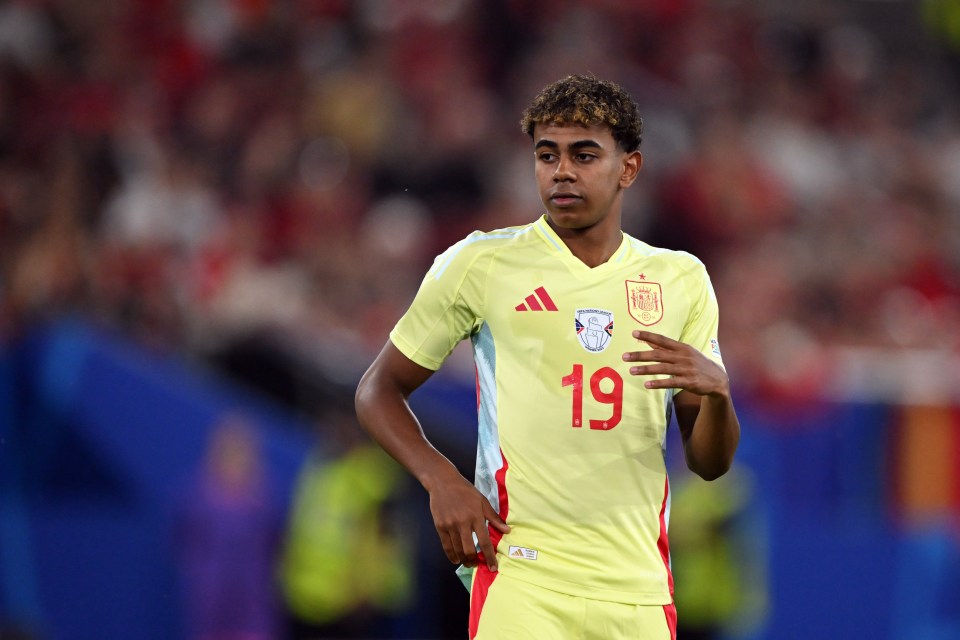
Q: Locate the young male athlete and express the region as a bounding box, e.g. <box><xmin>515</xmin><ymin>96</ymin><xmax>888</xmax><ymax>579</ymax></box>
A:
<box><xmin>355</xmin><ymin>74</ymin><xmax>740</xmax><ymax>639</ymax></box>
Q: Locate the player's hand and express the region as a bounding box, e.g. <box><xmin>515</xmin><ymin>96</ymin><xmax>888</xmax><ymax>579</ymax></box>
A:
<box><xmin>622</xmin><ymin>330</ymin><xmax>729</xmax><ymax>397</ymax></box>
<box><xmin>427</xmin><ymin>471</ymin><xmax>510</xmax><ymax>572</ymax></box>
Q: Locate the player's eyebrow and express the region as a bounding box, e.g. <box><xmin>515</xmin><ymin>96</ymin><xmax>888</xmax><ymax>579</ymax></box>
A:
<box><xmin>535</xmin><ymin>139</ymin><xmax>604</xmax><ymax>151</ymax></box>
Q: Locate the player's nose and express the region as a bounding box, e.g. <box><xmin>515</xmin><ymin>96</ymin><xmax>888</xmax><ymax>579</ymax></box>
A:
<box><xmin>553</xmin><ymin>156</ymin><xmax>575</xmax><ymax>182</ymax></box>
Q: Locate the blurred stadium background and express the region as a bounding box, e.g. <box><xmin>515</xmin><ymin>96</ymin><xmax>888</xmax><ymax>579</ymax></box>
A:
<box><xmin>2</xmin><ymin>0</ymin><xmax>960</xmax><ymax>638</ymax></box>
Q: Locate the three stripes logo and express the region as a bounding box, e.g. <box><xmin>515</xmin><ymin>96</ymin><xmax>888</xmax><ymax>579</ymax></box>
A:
<box><xmin>515</xmin><ymin>286</ymin><xmax>558</xmax><ymax>312</ymax></box>
<box><xmin>508</xmin><ymin>545</ymin><xmax>538</xmax><ymax>560</ymax></box>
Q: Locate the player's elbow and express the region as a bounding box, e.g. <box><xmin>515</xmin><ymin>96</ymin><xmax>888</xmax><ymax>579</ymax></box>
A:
<box><xmin>686</xmin><ymin>451</ymin><xmax>735</xmax><ymax>481</ymax></box>
<box><xmin>692</xmin><ymin>463</ymin><xmax>730</xmax><ymax>482</ymax></box>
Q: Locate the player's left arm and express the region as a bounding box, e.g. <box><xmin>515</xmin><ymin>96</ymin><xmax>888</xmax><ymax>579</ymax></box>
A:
<box><xmin>622</xmin><ymin>330</ymin><xmax>740</xmax><ymax>480</ymax></box>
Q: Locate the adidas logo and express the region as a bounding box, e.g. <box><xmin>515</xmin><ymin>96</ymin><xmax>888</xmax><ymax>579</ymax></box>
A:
<box><xmin>515</xmin><ymin>286</ymin><xmax>558</xmax><ymax>312</ymax></box>
<box><xmin>508</xmin><ymin>545</ymin><xmax>538</xmax><ymax>560</ymax></box>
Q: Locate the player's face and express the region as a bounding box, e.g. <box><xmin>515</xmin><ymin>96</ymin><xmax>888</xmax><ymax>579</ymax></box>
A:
<box><xmin>533</xmin><ymin>122</ymin><xmax>641</xmax><ymax>232</ymax></box>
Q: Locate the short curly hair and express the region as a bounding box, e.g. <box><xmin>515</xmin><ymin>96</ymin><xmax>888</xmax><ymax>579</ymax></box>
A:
<box><xmin>520</xmin><ymin>74</ymin><xmax>643</xmax><ymax>152</ymax></box>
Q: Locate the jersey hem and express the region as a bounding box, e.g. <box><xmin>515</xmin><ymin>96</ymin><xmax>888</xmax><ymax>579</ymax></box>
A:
<box><xmin>498</xmin><ymin>569</ymin><xmax>673</xmax><ymax>606</ymax></box>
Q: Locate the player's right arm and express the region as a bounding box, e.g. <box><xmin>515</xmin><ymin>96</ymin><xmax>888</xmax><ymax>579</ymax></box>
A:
<box><xmin>355</xmin><ymin>342</ymin><xmax>508</xmax><ymax>572</ymax></box>
<box><xmin>355</xmin><ymin>233</ymin><xmax>510</xmax><ymax>572</ymax></box>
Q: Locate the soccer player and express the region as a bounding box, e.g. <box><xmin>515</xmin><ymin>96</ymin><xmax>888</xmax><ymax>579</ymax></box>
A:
<box><xmin>355</xmin><ymin>74</ymin><xmax>740</xmax><ymax>639</ymax></box>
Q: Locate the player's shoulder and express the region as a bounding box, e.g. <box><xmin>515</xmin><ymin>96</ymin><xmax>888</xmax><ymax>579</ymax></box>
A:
<box><xmin>462</xmin><ymin>221</ymin><xmax>537</xmax><ymax>249</ymax></box>
<box><xmin>427</xmin><ymin>221</ymin><xmax>537</xmax><ymax>278</ymax></box>
<box><xmin>624</xmin><ymin>234</ymin><xmax>709</xmax><ymax>276</ymax></box>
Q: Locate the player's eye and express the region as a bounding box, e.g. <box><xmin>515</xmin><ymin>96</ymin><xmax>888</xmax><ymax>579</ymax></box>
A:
<box><xmin>576</xmin><ymin>153</ymin><xmax>596</xmax><ymax>162</ymax></box>
<box><xmin>538</xmin><ymin>152</ymin><xmax>557</xmax><ymax>162</ymax></box>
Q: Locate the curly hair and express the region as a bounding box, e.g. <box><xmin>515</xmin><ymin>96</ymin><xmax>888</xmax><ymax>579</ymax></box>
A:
<box><xmin>520</xmin><ymin>74</ymin><xmax>643</xmax><ymax>152</ymax></box>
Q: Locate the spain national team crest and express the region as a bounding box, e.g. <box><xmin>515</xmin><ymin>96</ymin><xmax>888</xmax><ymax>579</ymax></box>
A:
<box><xmin>626</xmin><ymin>280</ymin><xmax>664</xmax><ymax>326</ymax></box>
<box><xmin>575</xmin><ymin>308</ymin><xmax>614</xmax><ymax>353</ymax></box>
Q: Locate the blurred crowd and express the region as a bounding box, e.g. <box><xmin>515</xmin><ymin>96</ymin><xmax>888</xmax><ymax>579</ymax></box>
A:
<box><xmin>1</xmin><ymin>0</ymin><xmax>960</xmax><ymax>405</ymax></box>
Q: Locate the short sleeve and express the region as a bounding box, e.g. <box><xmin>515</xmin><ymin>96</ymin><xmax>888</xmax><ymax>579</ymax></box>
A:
<box><xmin>389</xmin><ymin>233</ymin><xmax>489</xmax><ymax>370</ymax></box>
<box><xmin>678</xmin><ymin>260</ymin><xmax>725</xmax><ymax>372</ymax></box>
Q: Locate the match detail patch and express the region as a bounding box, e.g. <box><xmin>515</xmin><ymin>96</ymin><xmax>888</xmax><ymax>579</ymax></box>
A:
<box><xmin>575</xmin><ymin>308</ymin><xmax>614</xmax><ymax>353</ymax></box>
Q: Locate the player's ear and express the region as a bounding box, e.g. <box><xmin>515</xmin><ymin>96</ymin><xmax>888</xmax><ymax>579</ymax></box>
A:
<box><xmin>619</xmin><ymin>151</ymin><xmax>642</xmax><ymax>188</ymax></box>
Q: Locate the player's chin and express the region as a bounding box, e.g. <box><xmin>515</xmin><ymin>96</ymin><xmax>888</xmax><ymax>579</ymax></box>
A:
<box><xmin>546</xmin><ymin>207</ymin><xmax>593</xmax><ymax>229</ymax></box>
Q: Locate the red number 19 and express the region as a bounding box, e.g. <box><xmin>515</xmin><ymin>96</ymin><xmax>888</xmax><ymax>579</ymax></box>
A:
<box><xmin>561</xmin><ymin>365</ymin><xmax>624</xmax><ymax>430</ymax></box>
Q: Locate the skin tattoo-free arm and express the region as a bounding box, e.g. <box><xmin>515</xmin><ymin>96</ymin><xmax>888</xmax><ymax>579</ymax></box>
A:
<box><xmin>355</xmin><ymin>341</ymin><xmax>510</xmax><ymax>571</ymax></box>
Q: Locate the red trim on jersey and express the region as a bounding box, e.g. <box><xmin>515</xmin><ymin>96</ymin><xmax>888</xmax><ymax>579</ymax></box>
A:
<box><xmin>535</xmin><ymin>286</ymin><xmax>558</xmax><ymax>311</ymax></box>
<box><xmin>470</xmin><ymin>450</ymin><xmax>509</xmax><ymax>639</ymax></box>
<box><xmin>492</xmin><ymin>448</ymin><xmax>510</xmax><ymax>549</ymax></box>
<box><xmin>475</xmin><ymin>366</ymin><xmax>481</xmax><ymax>410</ymax></box>
<box><xmin>478</xmin><ymin>449</ymin><xmax>510</xmax><ymax>565</ymax></box>
<box><xmin>662</xmin><ymin>602</ymin><xmax>677</xmax><ymax>640</ymax></box>
<box><xmin>468</xmin><ymin>564</ymin><xmax>498</xmax><ymax>639</ymax></box>
<box><xmin>524</xmin><ymin>294</ymin><xmax>543</xmax><ymax>311</ymax></box>
<box><xmin>657</xmin><ymin>476</ymin><xmax>674</xmax><ymax>595</ymax></box>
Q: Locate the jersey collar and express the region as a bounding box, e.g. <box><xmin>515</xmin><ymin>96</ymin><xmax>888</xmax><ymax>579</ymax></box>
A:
<box><xmin>533</xmin><ymin>215</ymin><xmax>630</xmax><ymax>272</ymax></box>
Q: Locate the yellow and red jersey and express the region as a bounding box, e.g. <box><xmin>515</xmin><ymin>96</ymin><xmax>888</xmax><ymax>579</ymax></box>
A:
<box><xmin>391</xmin><ymin>215</ymin><xmax>724</xmax><ymax>604</ymax></box>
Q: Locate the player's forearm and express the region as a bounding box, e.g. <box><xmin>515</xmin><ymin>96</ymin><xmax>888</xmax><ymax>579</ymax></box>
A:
<box><xmin>684</xmin><ymin>391</ymin><xmax>740</xmax><ymax>481</ymax></box>
<box><xmin>354</xmin><ymin>374</ymin><xmax>462</xmax><ymax>491</ymax></box>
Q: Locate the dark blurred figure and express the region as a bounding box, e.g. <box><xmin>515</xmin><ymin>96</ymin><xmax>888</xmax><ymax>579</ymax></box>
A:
<box><xmin>280</xmin><ymin>407</ymin><xmax>415</xmax><ymax>640</ymax></box>
<box><xmin>174</xmin><ymin>415</ymin><xmax>284</xmax><ymax>640</ymax></box>
<box><xmin>669</xmin><ymin>467</ymin><xmax>767</xmax><ymax>640</ymax></box>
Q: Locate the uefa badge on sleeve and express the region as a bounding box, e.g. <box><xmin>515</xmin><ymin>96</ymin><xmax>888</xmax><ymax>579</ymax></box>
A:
<box><xmin>625</xmin><ymin>280</ymin><xmax>664</xmax><ymax>326</ymax></box>
<box><xmin>710</xmin><ymin>338</ymin><xmax>722</xmax><ymax>358</ymax></box>
<box><xmin>575</xmin><ymin>308</ymin><xmax>614</xmax><ymax>353</ymax></box>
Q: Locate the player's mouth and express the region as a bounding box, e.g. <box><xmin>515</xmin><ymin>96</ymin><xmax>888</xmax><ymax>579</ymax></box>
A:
<box><xmin>550</xmin><ymin>191</ymin><xmax>582</xmax><ymax>206</ymax></box>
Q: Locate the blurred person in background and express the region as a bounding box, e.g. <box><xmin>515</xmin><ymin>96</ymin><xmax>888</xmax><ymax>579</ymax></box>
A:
<box><xmin>173</xmin><ymin>414</ymin><xmax>284</xmax><ymax>640</ymax></box>
<box><xmin>668</xmin><ymin>466</ymin><xmax>767</xmax><ymax>640</ymax></box>
<box><xmin>356</xmin><ymin>74</ymin><xmax>740</xmax><ymax>640</ymax></box>
<box><xmin>280</xmin><ymin>405</ymin><xmax>415</xmax><ymax>640</ymax></box>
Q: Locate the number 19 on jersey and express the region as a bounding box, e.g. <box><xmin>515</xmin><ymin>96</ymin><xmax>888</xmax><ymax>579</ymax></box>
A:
<box><xmin>561</xmin><ymin>365</ymin><xmax>624</xmax><ymax>430</ymax></box>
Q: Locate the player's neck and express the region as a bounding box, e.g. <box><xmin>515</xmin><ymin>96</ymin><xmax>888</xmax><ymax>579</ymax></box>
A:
<box><xmin>547</xmin><ymin>215</ymin><xmax>624</xmax><ymax>269</ymax></box>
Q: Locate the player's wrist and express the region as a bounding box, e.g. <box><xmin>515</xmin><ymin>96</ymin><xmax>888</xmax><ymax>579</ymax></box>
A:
<box><xmin>418</xmin><ymin>457</ymin><xmax>463</xmax><ymax>493</ymax></box>
<box><xmin>704</xmin><ymin>377</ymin><xmax>731</xmax><ymax>400</ymax></box>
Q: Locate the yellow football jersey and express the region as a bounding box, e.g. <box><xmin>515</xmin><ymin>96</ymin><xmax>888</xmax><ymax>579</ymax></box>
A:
<box><xmin>390</xmin><ymin>215</ymin><xmax>724</xmax><ymax>605</ymax></box>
